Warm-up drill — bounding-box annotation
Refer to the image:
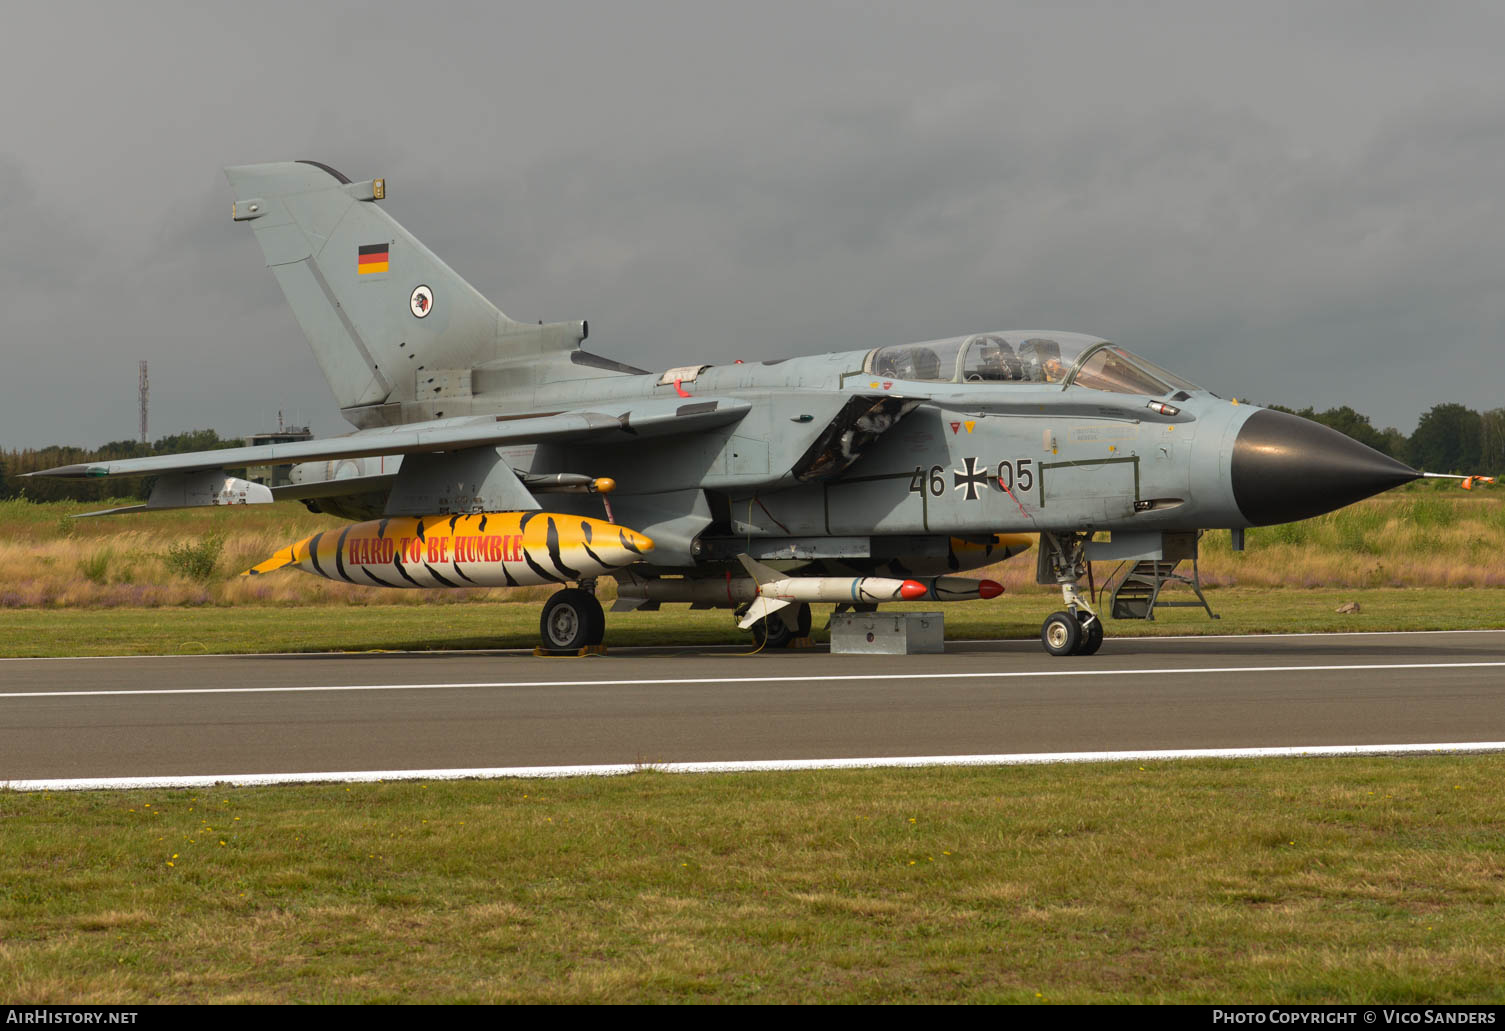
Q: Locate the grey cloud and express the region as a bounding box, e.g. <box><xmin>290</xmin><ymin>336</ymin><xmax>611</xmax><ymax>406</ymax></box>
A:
<box><xmin>0</xmin><ymin>159</ymin><xmax>93</xmax><ymax>293</ymax></box>
<box><xmin>3</xmin><ymin>2</ymin><xmax>1505</xmax><ymax>447</ymax></box>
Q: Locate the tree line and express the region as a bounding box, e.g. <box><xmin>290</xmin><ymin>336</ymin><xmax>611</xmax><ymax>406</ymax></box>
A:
<box><xmin>1</xmin><ymin>403</ymin><xmax>1501</xmax><ymax>504</ymax></box>
<box><xmin>0</xmin><ymin>430</ymin><xmax>245</xmax><ymax>503</ymax></box>
<box><xmin>1267</xmin><ymin>402</ymin><xmax>1505</xmax><ymax>476</ymax></box>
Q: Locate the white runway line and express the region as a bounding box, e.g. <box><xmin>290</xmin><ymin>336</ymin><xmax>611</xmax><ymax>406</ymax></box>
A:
<box><xmin>9</xmin><ymin>741</ymin><xmax>1505</xmax><ymax>791</ymax></box>
<box><xmin>4</xmin><ymin>660</ymin><xmax>1505</xmax><ymax>700</ymax></box>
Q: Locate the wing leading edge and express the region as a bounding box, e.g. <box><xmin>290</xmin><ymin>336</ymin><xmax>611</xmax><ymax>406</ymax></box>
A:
<box><xmin>25</xmin><ymin>398</ymin><xmax>752</xmax><ymax>481</ymax></box>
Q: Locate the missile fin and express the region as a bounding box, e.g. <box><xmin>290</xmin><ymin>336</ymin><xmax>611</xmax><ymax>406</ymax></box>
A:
<box><xmin>240</xmin><ymin>542</ymin><xmax>302</xmax><ymax>577</ymax></box>
<box><xmin>736</xmin><ymin>553</ymin><xmax>783</xmax><ymax>586</ymax></box>
<box><xmin>738</xmin><ymin>595</ymin><xmax>792</xmax><ymax>630</ymax></box>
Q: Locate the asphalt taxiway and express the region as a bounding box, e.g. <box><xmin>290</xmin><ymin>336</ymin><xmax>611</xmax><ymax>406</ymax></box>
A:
<box><xmin>3</xmin><ymin>630</ymin><xmax>1504</xmax><ymax>785</ymax></box>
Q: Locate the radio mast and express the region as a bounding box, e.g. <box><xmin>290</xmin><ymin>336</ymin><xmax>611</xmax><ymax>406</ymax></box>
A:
<box><xmin>139</xmin><ymin>361</ymin><xmax>149</xmax><ymax>446</ymax></box>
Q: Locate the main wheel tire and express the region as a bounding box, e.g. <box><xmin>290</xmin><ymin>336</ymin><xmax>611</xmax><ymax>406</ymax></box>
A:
<box><xmin>583</xmin><ymin>593</ymin><xmax>606</xmax><ymax>646</ymax></box>
<box><xmin>1041</xmin><ymin>610</ymin><xmax>1082</xmax><ymax>657</ymax></box>
<box><xmin>541</xmin><ymin>588</ymin><xmax>605</xmax><ymax>651</ymax></box>
<box><xmin>751</xmin><ymin>613</ymin><xmax>796</xmax><ymax>650</ymax></box>
<box><xmin>1075</xmin><ymin>611</ymin><xmax>1104</xmax><ymax>656</ymax></box>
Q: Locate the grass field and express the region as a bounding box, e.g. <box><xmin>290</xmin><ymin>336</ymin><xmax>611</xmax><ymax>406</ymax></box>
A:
<box><xmin>3</xmin><ymin>758</ymin><xmax>1503</xmax><ymax>1004</ymax></box>
<box><xmin>0</xmin><ymin>487</ymin><xmax>1502</xmax><ymax>657</ymax></box>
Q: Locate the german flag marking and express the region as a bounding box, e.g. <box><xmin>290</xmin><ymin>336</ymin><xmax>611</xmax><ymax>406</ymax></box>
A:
<box><xmin>357</xmin><ymin>243</ymin><xmax>389</xmax><ymax>275</ymax></box>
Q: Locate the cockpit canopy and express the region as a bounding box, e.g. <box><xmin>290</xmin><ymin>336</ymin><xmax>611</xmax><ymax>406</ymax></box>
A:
<box><xmin>864</xmin><ymin>332</ymin><xmax>1199</xmax><ymax>397</ymax></box>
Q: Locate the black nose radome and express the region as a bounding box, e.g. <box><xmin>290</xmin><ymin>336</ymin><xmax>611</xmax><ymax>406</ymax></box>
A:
<box><xmin>1232</xmin><ymin>408</ymin><xmax>1419</xmax><ymax>526</ymax></box>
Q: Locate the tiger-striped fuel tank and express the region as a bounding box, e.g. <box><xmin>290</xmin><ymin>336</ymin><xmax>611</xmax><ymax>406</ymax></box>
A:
<box><xmin>241</xmin><ymin>512</ymin><xmax>653</xmax><ymax>588</ymax></box>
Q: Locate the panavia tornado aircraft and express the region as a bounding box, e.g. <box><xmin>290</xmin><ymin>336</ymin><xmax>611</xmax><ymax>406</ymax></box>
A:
<box><xmin>29</xmin><ymin>160</ymin><xmax>1425</xmax><ymax>654</ymax></box>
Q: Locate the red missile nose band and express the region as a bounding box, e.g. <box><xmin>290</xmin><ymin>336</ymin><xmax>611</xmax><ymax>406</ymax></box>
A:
<box><xmin>978</xmin><ymin>580</ymin><xmax>1003</xmax><ymax>599</ymax></box>
<box><xmin>899</xmin><ymin>580</ymin><xmax>928</xmax><ymax>600</ymax></box>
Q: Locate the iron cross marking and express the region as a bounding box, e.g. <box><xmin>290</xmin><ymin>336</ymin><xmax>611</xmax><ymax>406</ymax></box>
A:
<box><xmin>953</xmin><ymin>456</ymin><xmax>989</xmax><ymax>501</ymax></box>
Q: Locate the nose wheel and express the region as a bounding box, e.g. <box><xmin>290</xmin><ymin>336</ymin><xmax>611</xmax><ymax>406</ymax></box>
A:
<box><xmin>1041</xmin><ymin>611</ymin><xmax>1080</xmax><ymax>656</ymax></box>
<box><xmin>1040</xmin><ymin>609</ymin><xmax>1105</xmax><ymax>655</ymax></box>
<box><xmin>1038</xmin><ymin>531</ymin><xmax>1106</xmax><ymax>657</ymax></box>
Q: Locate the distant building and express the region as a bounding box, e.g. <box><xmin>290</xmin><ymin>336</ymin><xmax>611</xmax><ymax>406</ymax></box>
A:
<box><xmin>244</xmin><ymin>413</ymin><xmax>312</xmax><ymax>486</ymax></box>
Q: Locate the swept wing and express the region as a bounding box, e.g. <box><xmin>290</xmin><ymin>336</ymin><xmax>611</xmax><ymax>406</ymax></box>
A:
<box><xmin>27</xmin><ymin>398</ymin><xmax>751</xmax><ymax>481</ymax></box>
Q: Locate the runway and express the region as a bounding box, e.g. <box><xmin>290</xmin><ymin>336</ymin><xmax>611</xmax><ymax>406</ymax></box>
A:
<box><xmin>4</xmin><ymin>630</ymin><xmax>1505</xmax><ymax>786</ymax></box>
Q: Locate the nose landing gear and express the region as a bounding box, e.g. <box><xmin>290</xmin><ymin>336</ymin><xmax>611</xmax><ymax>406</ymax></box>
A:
<box><xmin>1039</xmin><ymin>532</ymin><xmax>1104</xmax><ymax>657</ymax></box>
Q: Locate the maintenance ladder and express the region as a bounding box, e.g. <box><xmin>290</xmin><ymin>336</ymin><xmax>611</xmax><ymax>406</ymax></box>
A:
<box><xmin>1109</xmin><ymin>558</ymin><xmax>1218</xmax><ymax>621</ymax></box>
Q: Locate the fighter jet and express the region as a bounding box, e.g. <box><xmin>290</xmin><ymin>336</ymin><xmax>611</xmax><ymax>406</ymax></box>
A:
<box><xmin>27</xmin><ymin>160</ymin><xmax>1422</xmax><ymax>654</ymax></box>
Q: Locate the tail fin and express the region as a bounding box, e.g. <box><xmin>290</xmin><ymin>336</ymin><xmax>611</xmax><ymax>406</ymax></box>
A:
<box><xmin>225</xmin><ymin>161</ymin><xmax>581</xmax><ymax>419</ymax></box>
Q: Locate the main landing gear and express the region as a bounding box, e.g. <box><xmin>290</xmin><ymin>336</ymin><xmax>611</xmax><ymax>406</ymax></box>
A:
<box><xmin>540</xmin><ymin>584</ymin><xmax>606</xmax><ymax>652</ymax></box>
<box><xmin>1038</xmin><ymin>531</ymin><xmax>1104</xmax><ymax>657</ymax></box>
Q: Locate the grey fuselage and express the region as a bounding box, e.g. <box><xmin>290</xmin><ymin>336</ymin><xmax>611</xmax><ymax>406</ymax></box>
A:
<box><xmin>292</xmin><ymin>340</ymin><xmax>1274</xmax><ymax>579</ymax></box>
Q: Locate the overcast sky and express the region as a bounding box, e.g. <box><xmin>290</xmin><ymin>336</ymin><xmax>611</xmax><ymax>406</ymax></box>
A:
<box><xmin>4</xmin><ymin>1</ymin><xmax>1504</xmax><ymax>448</ymax></box>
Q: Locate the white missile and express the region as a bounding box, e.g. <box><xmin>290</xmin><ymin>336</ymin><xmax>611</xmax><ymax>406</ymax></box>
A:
<box><xmin>731</xmin><ymin>555</ymin><xmax>999</xmax><ymax>629</ymax></box>
<box><xmin>613</xmin><ymin>567</ymin><xmax>1004</xmax><ymax>615</ymax></box>
<box><xmin>614</xmin><ymin>576</ymin><xmax>762</xmax><ymax>608</ymax></box>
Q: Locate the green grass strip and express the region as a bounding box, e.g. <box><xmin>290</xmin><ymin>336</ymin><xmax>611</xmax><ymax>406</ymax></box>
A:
<box><xmin>3</xmin><ymin>758</ymin><xmax>1503</xmax><ymax>1003</ymax></box>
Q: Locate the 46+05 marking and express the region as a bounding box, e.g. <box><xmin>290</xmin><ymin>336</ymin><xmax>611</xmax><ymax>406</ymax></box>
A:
<box><xmin>909</xmin><ymin>458</ymin><xmax>1034</xmax><ymax>502</ymax></box>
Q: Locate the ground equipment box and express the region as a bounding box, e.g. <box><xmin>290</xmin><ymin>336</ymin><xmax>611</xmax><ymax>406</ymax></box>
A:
<box><xmin>829</xmin><ymin>611</ymin><xmax>944</xmax><ymax>655</ymax></box>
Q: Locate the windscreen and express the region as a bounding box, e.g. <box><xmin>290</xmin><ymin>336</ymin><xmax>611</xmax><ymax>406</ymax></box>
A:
<box><xmin>1071</xmin><ymin>346</ymin><xmax>1175</xmax><ymax>395</ymax></box>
